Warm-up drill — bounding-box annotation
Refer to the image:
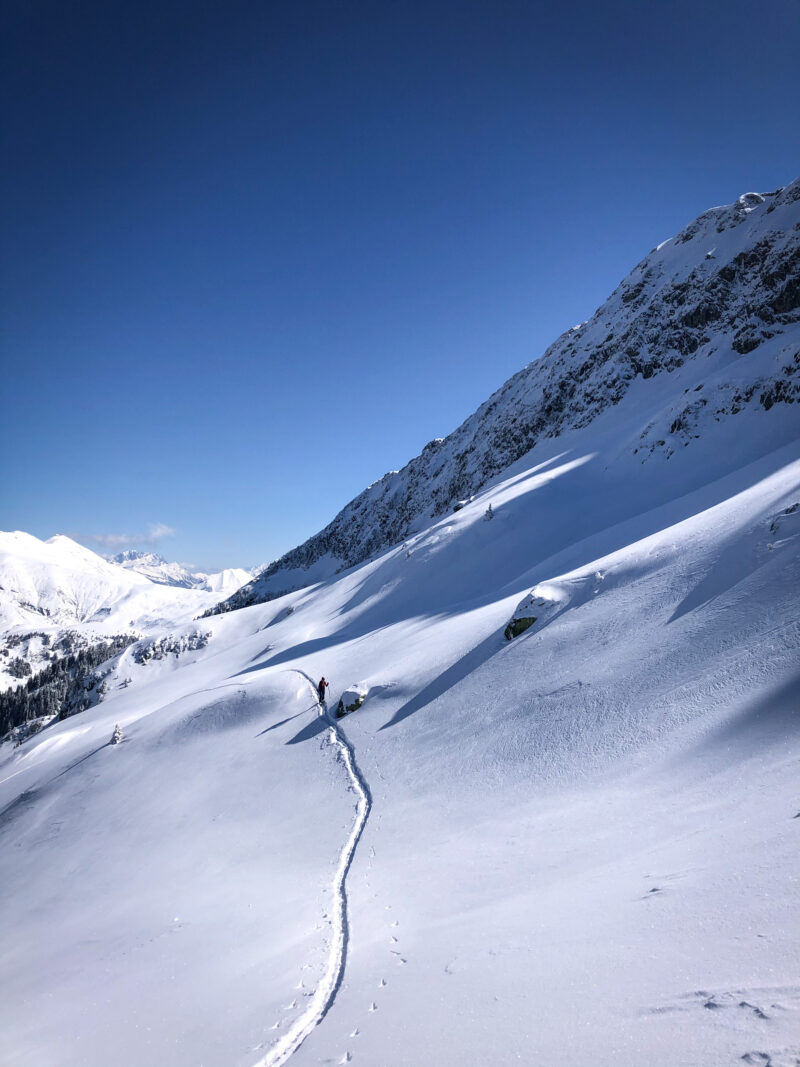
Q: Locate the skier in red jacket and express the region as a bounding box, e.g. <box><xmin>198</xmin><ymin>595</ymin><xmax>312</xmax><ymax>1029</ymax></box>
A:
<box><xmin>317</xmin><ymin>677</ymin><xmax>329</xmax><ymax>704</ymax></box>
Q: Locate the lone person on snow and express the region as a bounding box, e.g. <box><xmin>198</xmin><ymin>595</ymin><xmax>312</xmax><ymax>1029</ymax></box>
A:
<box><xmin>317</xmin><ymin>677</ymin><xmax>329</xmax><ymax>704</ymax></box>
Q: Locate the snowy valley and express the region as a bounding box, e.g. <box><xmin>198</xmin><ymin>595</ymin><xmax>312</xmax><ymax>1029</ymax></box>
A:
<box><xmin>1</xmin><ymin>182</ymin><xmax>798</xmax><ymax>1067</ymax></box>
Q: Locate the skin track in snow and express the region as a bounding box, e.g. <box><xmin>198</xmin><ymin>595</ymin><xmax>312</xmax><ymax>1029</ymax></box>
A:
<box><xmin>256</xmin><ymin>674</ymin><xmax>372</xmax><ymax>1067</ymax></box>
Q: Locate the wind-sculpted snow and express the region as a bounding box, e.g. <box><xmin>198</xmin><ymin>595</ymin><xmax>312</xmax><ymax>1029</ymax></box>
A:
<box><xmin>215</xmin><ymin>179</ymin><xmax>800</xmax><ymax>611</ymax></box>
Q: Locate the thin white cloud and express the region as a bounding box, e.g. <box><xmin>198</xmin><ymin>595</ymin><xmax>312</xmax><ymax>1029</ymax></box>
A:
<box><xmin>87</xmin><ymin>532</ymin><xmax>139</xmax><ymax>548</ymax></box>
<box><xmin>146</xmin><ymin>523</ymin><xmax>176</xmax><ymax>540</ymax></box>
<box><xmin>85</xmin><ymin>523</ymin><xmax>176</xmax><ymax>549</ymax></box>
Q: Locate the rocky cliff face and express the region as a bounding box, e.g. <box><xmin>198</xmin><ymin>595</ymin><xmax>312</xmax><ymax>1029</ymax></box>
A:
<box><xmin>214</xmin><ymin>179</ymin><xmax>800</xmax><ymax>613</ymax></box>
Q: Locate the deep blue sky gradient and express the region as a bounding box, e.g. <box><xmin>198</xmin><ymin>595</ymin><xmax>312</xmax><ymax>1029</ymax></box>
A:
<box><xmin>2</xmin><ymin>0</ymin><xmax>798</xmax><ymax>569</ymax></box>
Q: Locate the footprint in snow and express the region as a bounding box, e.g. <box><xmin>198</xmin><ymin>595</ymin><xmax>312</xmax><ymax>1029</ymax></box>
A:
<box><xmin>379</xmin><ymin>978</ymin><xmax>387</xmax><ymax>988</ymax></box>
<box><xmin>368</xmin><ymin>1002</ymin><xmax>378</xmax><ymax>1012</ymax></box>
<box><xmin>270</xmin><ymin>1021</ymin><xmax>280</xmax><ymax>1031</ymax></box>
<box><xmin>339</xmin><ymin>1053</ymin><xmax>352</xmax><ymax>1064</ymax></box>
<box><xmin>350</xmin><ymin>1027</ymin><xmax>360</xmax><ymax>1038</ymax></box>
<box><xmin>390</xmin><ymin>936</ymin><xmax>398</xmax><ymax>943</ymax></box>
<box><xmin>283</xmin><ymin>999</ymin><xmax>297</xmax><ymax>1010</ymax></box>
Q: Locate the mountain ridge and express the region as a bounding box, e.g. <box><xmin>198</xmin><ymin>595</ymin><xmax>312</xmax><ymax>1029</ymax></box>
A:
<box><xmin>214</xmin><ymin>178</ymin><xmax>800</xmax><ymax>613</ymax></box>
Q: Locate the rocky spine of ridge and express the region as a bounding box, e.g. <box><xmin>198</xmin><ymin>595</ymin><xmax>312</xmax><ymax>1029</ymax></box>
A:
<box><xmin>211</xmin><ymin>179</ymin><xmax>800</xmax><ymax>615</ymax></box>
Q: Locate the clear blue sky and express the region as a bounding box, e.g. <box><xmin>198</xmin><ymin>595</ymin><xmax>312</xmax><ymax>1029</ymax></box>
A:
<box><xmin>2</xmin><ymin>0</ymin><xmax>798</xmax><ymax>570</ymax></box>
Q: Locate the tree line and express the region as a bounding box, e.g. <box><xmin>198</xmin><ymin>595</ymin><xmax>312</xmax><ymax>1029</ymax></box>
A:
<box><xmin>0</xmin><ymin>635</ymin><xmax>137</xmax><ymax>740</ymax></box>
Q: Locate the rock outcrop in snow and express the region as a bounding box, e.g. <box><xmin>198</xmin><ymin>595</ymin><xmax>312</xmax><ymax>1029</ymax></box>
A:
<box><xmin>214</xmin><ymin>180</ymin><xmax>800</xmax><ymax>613</ymax></box>
<box><xmin>336</xmin><ymin>683</ymin><xmax>369</xmax><ymax>718</ymax></box>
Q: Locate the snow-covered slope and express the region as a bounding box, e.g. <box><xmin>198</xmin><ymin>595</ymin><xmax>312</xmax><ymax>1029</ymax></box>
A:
<box><xmin>0</xmin><ymin>532</ymin><xmax>149</xmax><ymax>629</ymax></box>
<box><xmin>108</xmin><ymin>549</ymin><xmax>251</xmax><ymax>593</ymax></box>
<box><xmin>2</xmin><ymin>422</ymin><xmax>797</xmax><ymax>1067</ymax></box>
<box><xmin>0</xmin><ymin>533</ymin><xmax>245</xmax><ymax>688</ymax></box>
<box><xmin>201</xmin><ymin>566</ymin><xmax>254</xmax><ymax>593</ymax></box>
<box><xmin>221</xmin><ymin>178</ymin><xmax>800</xmax><ymax>609</ymax></box>
<box><xmin>1</xmin><ymin>183</ymin><xmax>798</xmax><ymax>1067</ymax></box>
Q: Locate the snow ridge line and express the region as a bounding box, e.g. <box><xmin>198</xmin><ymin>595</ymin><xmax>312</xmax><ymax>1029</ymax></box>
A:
<box><xmin>255</xmin><ymin>676</ymin><xmax>373</xmax><ymax>1067</ymax></box>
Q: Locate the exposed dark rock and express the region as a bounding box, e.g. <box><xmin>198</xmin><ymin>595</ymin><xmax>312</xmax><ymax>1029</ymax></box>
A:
<box><xmin>504</xmin><ymin>617</ymin><xmax>537</xmax><ymax>641</ymax></box>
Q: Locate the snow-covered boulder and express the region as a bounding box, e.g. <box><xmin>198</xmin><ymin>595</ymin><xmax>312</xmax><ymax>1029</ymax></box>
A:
<box><xmin>503</xmin><ymin>587</ymin><xmax>563</xmax><ymax>640</ymax></box>
<box><xmin>336</xmin><ymin>682</ymin><xmax>369</xmax><ymax>718</ymax></box>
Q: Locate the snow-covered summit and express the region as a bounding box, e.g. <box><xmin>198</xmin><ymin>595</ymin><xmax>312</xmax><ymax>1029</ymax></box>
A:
<box><xmin>218</xmin><ymin>178</ymin><xmax>800</xmax><ymax>611</ymax></box>
<box><xmin>0</xmin><ymin>531</ymin><xmax>151</xmax><ymax>630</ymax></box>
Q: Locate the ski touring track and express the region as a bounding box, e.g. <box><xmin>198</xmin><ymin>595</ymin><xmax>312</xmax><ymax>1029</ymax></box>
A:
<box><xmin>254</xmin><ymin>671</ymin><xmax>373</xmax><ymax>1067</ymax></box>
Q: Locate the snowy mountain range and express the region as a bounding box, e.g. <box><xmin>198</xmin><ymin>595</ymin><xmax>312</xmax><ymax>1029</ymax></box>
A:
<box><xmin>0</xmin><ymin>532</ymin><xmax>249</xmax><ymax>688</ymax></box>
<box><xmin>1</xmin><ymin>182</ymin><xmax>798</xmax><ymax>1067</ymax></box>
<box><xmin>107</xmin><ymin>548</ymin><xmax>251</xmax><ymax>591</ymax></box>
<box><xmin>219</xmin><ymin>178</ymin><xmax>800</xmax><ymax>610</ymax></box>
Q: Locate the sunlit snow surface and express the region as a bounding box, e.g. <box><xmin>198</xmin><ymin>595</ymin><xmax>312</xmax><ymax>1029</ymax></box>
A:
<box><xmin>1</xmin><ymin>386</ymin><xmax>799</xmax><ymax>1066</ymax></box>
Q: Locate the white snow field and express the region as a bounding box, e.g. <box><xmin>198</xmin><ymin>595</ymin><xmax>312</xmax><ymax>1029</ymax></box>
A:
<box><xmin>1</xmin><ymin>399</ymin><xmax>798</xmax><ymax>1067</ymax></box>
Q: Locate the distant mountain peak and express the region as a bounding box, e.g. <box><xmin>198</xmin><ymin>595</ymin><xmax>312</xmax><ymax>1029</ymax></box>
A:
<box><xmin>106</xmin><ymin>549</ymin><xmax>250</xmax><ymax>593</ymax></box>
<box><xmin>108</xmin><ymin>549</ymin><xmax>168</xmax><ymax>566</ymax></box>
